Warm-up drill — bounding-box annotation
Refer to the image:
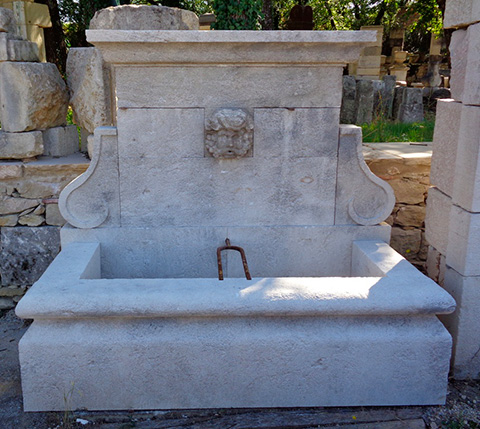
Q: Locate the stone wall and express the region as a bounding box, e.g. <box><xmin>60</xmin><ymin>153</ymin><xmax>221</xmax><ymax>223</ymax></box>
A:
<box><xmin>364</xmin><ymin>143</ymin><xmax>431</xmax><ymax>270</ymax></box>
<box><xmin>0</xmin><ymin>155</ymin><xmax>88</xmax><ymax>310</ymax></box>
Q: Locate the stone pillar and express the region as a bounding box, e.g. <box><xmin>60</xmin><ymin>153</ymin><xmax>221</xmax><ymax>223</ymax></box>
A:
<box><xmin>354</xmin><ymin>25</ymin><xmax>383</xmax><ymax>80</ymax></box>
<box><xmin>426</xmin><ymin>0</ymin><xmax>480</xmax><ymax>379</ymax></box>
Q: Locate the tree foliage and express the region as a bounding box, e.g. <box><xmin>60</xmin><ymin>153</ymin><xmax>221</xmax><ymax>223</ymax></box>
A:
<box><xmin>211</xmin><ymin>0</ymin><xmax>263</xmax><ymax>30</ymax></box>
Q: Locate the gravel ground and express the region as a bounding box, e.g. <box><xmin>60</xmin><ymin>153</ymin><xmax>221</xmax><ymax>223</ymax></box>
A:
<box><xmin>1</xmin><ymin>309</ymin><xmax>479</xmax><ymax>429</ymax></box>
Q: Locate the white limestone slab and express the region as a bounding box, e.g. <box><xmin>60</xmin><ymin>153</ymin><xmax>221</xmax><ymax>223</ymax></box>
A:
<box><xmin>87</xmin><ymin>30</ymin><xmax>377</xmax><ymax>65</ymax></box>
<box><xmin>452</xmin><ymin>105</ymin><xmax>480</xmax><ymax>212</ymax></box>
<box><xmin>446</xmin><ymin>205</ymin><xmax>480</xmax><ymax>276</ymax></box>
<box><xmin>42</xmin><ymin>126</ymin><xmax>79</xmax><ymax>157</ymax></box>
<box><xmin>444</xmin><ymin>0</ymin><xmax>480</xmax><ymax>28</ymax></box>
<box><xmin>115</xmin><ymin>65</ymin><xmax>344</xmax><ymax>109</ymax></box>
<box><xmin>449</xmin><ymin>24</ymin><xmax>480</xmax><ymax>105</ymax></box>
<box><xmin>60</xmin><ymin>224</ymin><xmax>391</xmax><ymax>279</ymax></box>
<box><xmin>425</xmin><ymin>187</ymin><xmax>453</xmax><ymax>255</ymax></box>
<box><xmin>430</xmin><ymin>99</ymin><xmax>461</xmax><ymax>196</ymax></box>
<box><xmin>19</xmin><ymin>315</ymin><xmax>451</xmax><ymax>411</ymax></box>
<box><xmin>441</xmin><ymin>267</ymin><xmax>480</xmax><ymax>379</ymax></box>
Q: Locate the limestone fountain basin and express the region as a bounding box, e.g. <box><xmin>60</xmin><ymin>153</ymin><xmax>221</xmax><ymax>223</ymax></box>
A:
<box><xmin>16</xmin><ymin>238</ymin><xmax>455</xmax><ymax>411</ymax></box>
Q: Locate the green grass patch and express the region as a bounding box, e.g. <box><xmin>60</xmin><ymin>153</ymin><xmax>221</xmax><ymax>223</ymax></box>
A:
<box><xmin>361</xmin><ymin>117</ymin><xmax>435</xmax><ymax>143</ymax></box>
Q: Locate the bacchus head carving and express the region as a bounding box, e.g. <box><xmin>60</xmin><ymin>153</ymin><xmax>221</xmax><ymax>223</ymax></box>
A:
<box><xmin>205</xmin><ymin>109</ymin><xmax>253</xmax><ymax>159</ymax></box>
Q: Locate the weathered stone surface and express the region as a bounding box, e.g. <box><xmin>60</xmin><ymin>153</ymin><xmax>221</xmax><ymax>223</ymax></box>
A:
<box><xmin>431</xmin><ymin>99</ymin><xmax>461</xmax><ymax>196</ymax></box>
<box><xmin>0</xmin><ymin>214</ymin><xmax>17</xmax><ymax>226</ymax></box>
<box><xmin>446</xmin><ymin>205</ymin><xmax>480</xmax><ymax>277</ymax></box>
<box><xmin>89</xmin><ymin>5</ymin><xmax>199</xmax><ymax>30</ymax></box>
<box><xmin>425</xmin><ymin>187</ymin><xmax>452</xmax><ymax>255</ymax></box>
<box><xmin>396</xmin><ymin>87</ymin><xmax>424</xmax><ymax>123</ymax></box>
<box><xmin>390</xmin><ymin>227</ymin><xmax>421</xmax><ymax>257</ymax></box>
<box><xmin>381</xmin><ymin>75</ymin><xmax>396</xmax><ymax>118</ymax></box>
<box><xmin>452</xmin><ymin>105</ymin><xmax>480</xmax><ymax>212</ymax></box>
<box><xmin>340</xmin><ymin>75</ymin><xmax>356</xmax><ymax>124</ymax></box>
<box><xmin>0</xmin><ymin>196</ymin><xmax>39</xmax><ymax>215</ymax></box>
<box><xmin>0</xmin><ymin>33</ymin><xmax>39</xmax><ymax>62</ymax></box>
<box><xmin>0</xmin><ymin>131</ymin><xmax>43</xmax><ymax>159</ymax></box>
<box><xmin>426</xmin><ymin>245</ymin><xmax>446</xmax><ymax>286</ymax></box>
<box><xmin>0</xmin><ymin>226</ymin><xmax>60</xmax><ymax>286</ymax></box>
<box><xmin>0</xmin><ymin>163</ymin><xmax>22</xmax><ymax>180</ymax></box>
<box><xmin>0</xmin><ymin>287</ymin><xmax>25</xmax><ymax>297</ymax></box>
<box><xmin>45</xmin><ymin>203</ymin><xmax>65</xmax><ymax>226</ymax></box>
<box><xmin>0</xmin><ymin>62</ymin><xmax>68</xmax><ymax>132</ymax></box>
<box><xmin>18</xmin><ymin>213</ymin><xmax>44</xmax><ymax>226</ymax></box>
<box><xmin>388</xmin><ymin>179</ymin><xmax>427</xmax><ymax>204</ymax></box>
<box><xmin>444</xmin><ymin>0</ymin><xmax>480</xmax><ymax>29</ymax></box>
<box><xmin>354</xmin><ymin>79</ymin><xmax>374</xmax><ymax>124</ymax></box>
<box><xmin>441</xmin><ymin>267</ymin><xmax>480</xmax><ymax>379</ymax></box>
<box><xmin>0</xmin><ymin>297</ymin><xmax>14</xmax><ymax>310</ymax></box>
<box><xmin>0</xmin><ymin>7</ymin><xmax>16</xmax><ymax>34</ymax></box>
<box><xmin>42</xmin><ymin>126</ymin><xmax>79</xmax><ymax>157</ymax></box>
<box><xmin>67</xmin><ymin>48</ymin><xmax>112</xmax><ymax>134</ymax></box>
<box><xmin>395</xmin><ymin>205</ymin><xmax>426</xmax><ymax>227</ymax></box>
<box><xmin>449</xmin><ymin>24</ymin><xmax>480</xmax><ymax>105</ymax></box>
<box><xmin>15</xmin><ymin>180</ymin><xmax>60</xmax><ymax>199</ymax></box>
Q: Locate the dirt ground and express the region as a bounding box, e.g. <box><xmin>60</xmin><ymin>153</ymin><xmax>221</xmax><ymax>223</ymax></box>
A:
<box><xmin>1</xmin><ymin>309</ymin><xmax>479</xmax><ymax>429</ymax></box>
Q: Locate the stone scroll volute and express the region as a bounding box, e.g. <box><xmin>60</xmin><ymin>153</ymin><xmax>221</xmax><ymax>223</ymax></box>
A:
<box><xmin>335</xmin><ymin>125</ymin><xmax>395</xmax><ymax>226</ymax></box>
<box><xmin>59</xmin><ymin>127</ymin><xmax>121</xmax><ymax>228</ymax></box>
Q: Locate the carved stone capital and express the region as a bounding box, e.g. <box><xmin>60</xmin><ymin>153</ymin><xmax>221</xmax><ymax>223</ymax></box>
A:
<box><xmin>205</xmin><ymin>109</ymin><xmax>253</xmax><ymax>159</ymax></box>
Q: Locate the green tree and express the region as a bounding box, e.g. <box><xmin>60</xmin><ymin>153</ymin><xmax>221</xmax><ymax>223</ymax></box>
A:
<box><xmin>211</xmin><ymin>0</ymin><xmax>263</xmax><ymax>30</ymax></box>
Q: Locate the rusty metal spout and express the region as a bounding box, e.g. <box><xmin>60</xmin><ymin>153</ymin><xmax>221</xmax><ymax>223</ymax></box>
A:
<box><xmin>216</xmin><ymin>238</ymin><xmax>252</xmax><ymax>281</ymax></box>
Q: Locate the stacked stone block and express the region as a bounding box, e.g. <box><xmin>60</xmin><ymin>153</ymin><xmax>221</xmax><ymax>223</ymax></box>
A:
<box><xmin>426</xmin><ymin>0</ymin><xmax>480</xmax><ymax>379</ymax></box>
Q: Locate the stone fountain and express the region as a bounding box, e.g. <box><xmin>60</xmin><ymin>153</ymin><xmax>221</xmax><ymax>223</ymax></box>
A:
<box><xmin>16</xmin><ymin>26</ymin><xmax>455</xmax><ymax>411</ymax></box>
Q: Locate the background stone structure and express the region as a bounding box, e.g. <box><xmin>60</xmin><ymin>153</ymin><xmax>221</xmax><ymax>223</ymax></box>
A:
<box><xmin>425</xmin><ymin>0</ymin><xmax>480</xmax><ymax>379</ymax></box>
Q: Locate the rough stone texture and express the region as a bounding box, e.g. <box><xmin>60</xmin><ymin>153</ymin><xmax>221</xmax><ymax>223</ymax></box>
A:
<box><xmin>89</xmin><ymin>5</ymin><xmax>199</xmax><ymax>31</ymax></box>
<box><xmin>389</xmin><ymin>179</ymin><xmax>427</xmax><ymax>204</ymax></box>
<box><xmin>449</xmin><ymin>24</ymin><xmax>480</xmax><ymax>105</ymax></box>
<box><xmin>430</xmin><ymin>99</ymin><xmax>462</xmax><ymax>196</ymax></box>
<box><xmin>0</xmin><ymin>214</ymin><xmax>18</xmax><ymax>226</ymax></box>
<box><xmin>18</xmin><ymin>213</ymin><xmax>44</xmax><ymax>226</ymax></box>
<box><xmin>0</xmin><ymin>7</ymin><xmax>16</xmax><ymax>34</ymax></box>
<box><xmin>390</xmin><ymin>227</ymin><xmax>421</xmax><ymax>257</ymax></box>
<box><xmin>0</xmin><ymin>131</ymin><xmax>43</xmax><ymax>159</ymax></box>
<box><xmin>354</xmin><ymin>79</ymin><xmax>374</xmax><ymax>124</ymax></box>
<box><xmin>45</xmin><ymin>203</ymin><xmax>64</xmax><ymax>226</ymax></box>
<box><xmin>441</xmin><ymin>267</ymin><xmax>480</xmax><ymax>379</ymax></box>
<box><xmin>426</xmin><ymin>245</ymin><xmax>446</xmax><ymax>286</ymax></box>
<box><xmin>41</xmin><ymin>126</ymin><xmax>79</xmax><ymax>157</ymax></box>
<box><xmin>67</xmin><ymin>48</ymin><xmax>112</xmax><ymax>135</ymax></box>
<box><xmin>444</xmin><ymin>0</ymin><xmax>480</xmax><ymax>29</ymax></box>
<box><xmin>446</xmin><ymin>205</ymin><xmax>480</xmax><ymax>277</ymax></box>
<box><xmin>381</xmin><ymin>75</ymin><xmax>396</xmax><ymax>118</ymax></box>
<box><xmin>0</xmin><ymin>227</ymin><xmax>60</xmax><ymax>286</ymax></box>
<box><xmin>396</xmin><ymin>87</ymin><xmax>424</xmax><ymax>123</ymax></box>
<box><xmin>0</xmin><ymin>33</ymin><xmax>39</xmax><ymax>63</ymax></box>
<box><xmin>0</xmin><ymin>197</ymin><xmax>39</xmax><ymax>215</ymax></box>
<box><xmin>425</xmin><ymin>187</ymin><xmax>452</xmax><ymax>255</ymax></box>
<box><xmin>340</xmin><ymin>75</ymin><xmax>356</xmax><ymax>124</ymax></box>
<box><xmin>0</xmin><ymin>62</ymin><xmax>68</xmax><ymax>132</ymax></box>
<box><xmin>395</xmin><ymin>205</ymin><xmax>426</xmax><ymax>227</ymax></box>
<box><xmin>452</xmin><ymin>105</ymin><xmax>480</xmax><ymax>212</ymax></box>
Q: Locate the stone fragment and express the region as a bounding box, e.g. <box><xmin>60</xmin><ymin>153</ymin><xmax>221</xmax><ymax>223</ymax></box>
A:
<box><xmin>388</xmin><ymin>179</ymin><xmax>427</xmax><ymax>204</ymax></box>
<box><xmin>89</xmin><ymin>5</ymin><xmax>199</xmax><ymax>30</ymax></box>
<box><xmin>0</xmin><ymin>287</ymin><xmax>25</xmax><ymax>297</ymax></box>
<box><xmin>0</xmin><ymin>297</ymin><xmax>14</xmax><ymax>310</ymax></box>
<box><xmin>354</xmin><ymin>79</ymin><xmax>374</xmax><ymax>124</ymax></box>
<box><xmin>0</xmin><ymin>226</ymin><xmax>60</xmax><ymax>286</ymax></box>
<box><xmin>381</xmin><ymin>75</ymin><xmax>396</xmax><ymax>118</ymax></box>
<box><xmin>426</xmin><ymin>245</ymin><xmax>446</xmax><ymax>286</ymax></box>
<box><xmin>0</xmin><ymin>214</ymin><xmax>18</xmax><ymax>226</ymax></box>
<box><xmin>15</xmin><ymin>180</ymin><xmax>60</xmax><ymax>199</ymax></box>
<box><xmin>430</xmin><ymin>99</ymin><xmax>461</xmax><ymax>196</ymax></box>
<box><xmin>395</xmin><ymin>205</ymin><xmax>426</xmax><ymax>227</ymax></box>
<box><xmin>0</xmin><ymin>196</ymin><xmax>39</xmax><ymax>215</ymax></box>
<box><xmin>390</xmin><ymin>227</ymin><xmax>421</xmax><ymax>259</ymax></box>
<box><xmin>33</xmin><ymin>205</ymin><xmax>45</xmax><ymax>215</ymax></box>
<box><xmin>0</xmin><ymin>163</ymin><xmax>22</xmax><ymax>179</ymax></box>
<box><xmin>67</xmin><ymin>48</ymin><xmax>112</xmax><ymax>134</ymax></box>
<box><xmin>340</xmin><ymin>75</ymin><xmax>356</xmax><ymax>124</ymax></box>
<box><xmin>444</xmin><ymin>0</ymin><xmax>480</xmax><ymax>29</ymax></box>
<box><xmin>0</xmin><ymin>62</ymin><xmax>68</xmax><ymax>132</ymax></box>
<box><xmin>446</xmin><ymin>205</ymin><xmax>480</xmax><ymax>277</ymax></box>
<box><xmin>0</xmin><ymin>7</ymin><xmax>16</xmax><ymax>33</ymax></box>
<box><xmin>45</xmin><ymin>203</ymin><xmax>65</xmax><ymax>226</ymax></box>
<box><xmin>0</xmin><ymin>130</ymin><xmax>43</xmax><ymax>159</ymax></box>
<box><xmin>42</xmin><ymin>125</ymin><xmax>79</xmax><ymax>157</ymax></box>
<box><xmin>18</xmin><ymin>213</ymin><xmax>44</xmax><ymax>226</ymax></box>
<box><xmin>425</xmin><ymin>187</ymin><xmax>452</xmax><ymax>255</ymax></box>
<box><xmin>395</xmin><ymin>87</ymin><xmax>424</xmax><ymax>123</ymax></box>
<box><xmin>452</xmin><ymin>105</ymin><xmax>480</xmax><ymax>212</ymax></box>
<box><xmin>0</xmin><ymin>33</ymin><xmax>39</xmax><ymax>62</ymax></box>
